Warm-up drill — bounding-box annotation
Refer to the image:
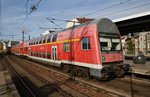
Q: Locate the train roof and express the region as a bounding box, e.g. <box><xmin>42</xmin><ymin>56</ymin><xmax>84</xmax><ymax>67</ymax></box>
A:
<box><xmin>53</xmin><ymin>18</ymin><xmax>119</xmax><ymax>34</ymax></box>
<box><xmin>27</xmin><ymin>18</ymin><xmax>119</xmax><ymax>43</ymax></box>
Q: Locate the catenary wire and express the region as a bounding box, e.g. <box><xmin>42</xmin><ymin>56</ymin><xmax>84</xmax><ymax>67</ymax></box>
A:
<box><xmin>96</xmin><ymin>2</ymin><xmax>150</xmax><ymax>18</ymax></box>
<box><xmin>83</xmin><ymin>0</ymin><xmax>132</xmax><ymax>17</ymax></box>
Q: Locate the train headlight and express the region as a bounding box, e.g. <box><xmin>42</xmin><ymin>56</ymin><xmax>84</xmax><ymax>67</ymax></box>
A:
<box><xmin>102</xmin><ymin>56</ymin><xmax>106</xmax><ymax>61</ymax></box>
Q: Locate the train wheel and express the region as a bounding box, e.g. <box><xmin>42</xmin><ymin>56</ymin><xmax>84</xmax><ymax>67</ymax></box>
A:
<box><xmin>70</xmin><ymin>66</ymin><xmax>77</xmax><ymax>76</ymax></box>
<box><xmin>115</xmin><ymin>66</ymin><xmax>125</xmax><ymax>78</ymax></box>
<box><xmin>62</xmin><ymin>64</ymin><xmax>71</xmax><ymax>73</ymax></box>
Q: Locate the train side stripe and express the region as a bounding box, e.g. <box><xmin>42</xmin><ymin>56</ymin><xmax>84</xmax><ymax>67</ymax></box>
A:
<box><xmin>27</xmin><ymin>38</ymin><xmax>81</xmax><ymax>47</ymax></box>
<box><xmin>28</xmin><ymin>55</ymin><xmax>103</xmax><ymax>69</ymax></box>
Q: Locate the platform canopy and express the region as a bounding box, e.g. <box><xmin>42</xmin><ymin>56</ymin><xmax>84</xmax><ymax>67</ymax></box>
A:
<box><xmin>113</xmin><ymin>11</ymin><xmax>150</xmax><ymax>35</ymax></box>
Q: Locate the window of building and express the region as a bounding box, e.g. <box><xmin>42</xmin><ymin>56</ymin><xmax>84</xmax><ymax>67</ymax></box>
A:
<box><xmin>81</xmin><ymin>38</ymin><xmax>91</xmax><ymax>50</ymax></box>
<box><xmin>52</xmin><ymin>34</ymin><xmax>58</xmax><ymax>42</ymax></box>
<box><xmin>64</xmin><ymin>43</ymin><xmax>70</xmax><ymax>52</ymax></box>
<box><xmin>147</xmin><ymin>34</ymin><xmax>150</xmax><ymax>40</ymax></box>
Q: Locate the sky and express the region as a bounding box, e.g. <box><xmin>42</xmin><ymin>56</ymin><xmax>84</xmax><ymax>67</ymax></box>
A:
<box><xmin>0</xmin><ymin>0</ymin><xmax>150</xmax><ymax>41</ymax></box>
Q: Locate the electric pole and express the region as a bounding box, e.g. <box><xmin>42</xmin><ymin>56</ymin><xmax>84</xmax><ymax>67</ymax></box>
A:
<box><xmin>22</xmin><ymin>30</ymin><xmax>25</xmax><ymax>43</ymax></box>
<box><xmin>28</xmin><ymin>35</ymin><xmax>30</xmax><ymax>40</ymax></box>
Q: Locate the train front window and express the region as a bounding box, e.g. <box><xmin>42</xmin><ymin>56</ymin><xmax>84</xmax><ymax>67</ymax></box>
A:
<box><xmin>99</xmin><ymin>33</ymin><xmax>121</xmax><ymax>51</ymax></box>
<box><xmin>111</xmin><ymin>39</ymin><xmax>121</xmax><ymax>50</ymax></box>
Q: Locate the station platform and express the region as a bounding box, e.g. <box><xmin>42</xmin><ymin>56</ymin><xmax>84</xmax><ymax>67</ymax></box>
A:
<box><xmin>0</xmin><ymin>71</ymin><xmax>20</xmax><ymax>97</ymax></box>
<box><xmin>125</xmin><ymin>60</ymin><xmax>150</xmax><ymax>76</ymax></box>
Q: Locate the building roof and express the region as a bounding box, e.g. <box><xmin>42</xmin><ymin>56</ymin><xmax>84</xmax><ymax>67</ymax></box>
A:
<box><xmin>113</xmin><ymin>11</ymin><xmax>150</xmax><ymax>22</ymax></box>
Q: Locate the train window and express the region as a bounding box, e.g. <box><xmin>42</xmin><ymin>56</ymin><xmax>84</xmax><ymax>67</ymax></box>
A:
<box><xmin>31</xmin><ymin>41</ymin><xmax>33</xmax><ymax>45</ymax></box>
<box><xmin>36</xmin><ymin>52</ymin><xmax>38</xmax><ymax>57</ymax></box>
<box><xmin>30</xmin><ymin>42</ymin><xmax>31</xmax><ymax>45</ymax></box>
<box><xmin>33</xmin><ymin>40</ymin><xmax>35</xmax><ymax>45</ymax></box>
<box><xmin>34</xmin><ymin>40</ymin><xmax>36</xmax><ymax>44</ymax></box>
<box><xmin>37</xmin><ymin>52</ymin><xmax>39</xmax><ymax>57</ymax></box>
<box><xmin>64</xmin><ymin>43</ymin><xmax>70</xmax><ymax>52</ymax></box>
<box><xmin>47</xmin><ymin>52</ymin><xmax>51</xmax><ymax>59</ymax></box>
<box><xmin>40</xmin><ymin>52</ymin><xmax>42</xmax><ymax>57</ymax></box>
<box><xmin>36</xmin><ymin>39</ymin><xmax>38</xmax><ymax>44</ymax></box>
<box><xmin>42</xmin><ymin>52</ymin><xmax>44</xmax><ymax>58</ymax></box>
<box><xmin>38</xmin><ymin>52</ymin><xmax>40</xmax><ymax>57</ymax></box>
<box><xmin>82</xmin><ymin>38</ymin><xmax>91</xmax><ymax>50</ymax></box>
<box><xmin>47</xmin><ymin>35</ymin><xmax>51</xmax><ymax>43</ymax></box>
<box><xmin>100</xmin><ymin>37</ymin><xmax>121</xmax><ymax>51</ymax></box>
<box><xmin>43</xmin><ymin>37</ymin><xmax>46</xmax><ymax>43</ymax></box>
<box><xmin>30</xmin><ymin>41</ymin><xmax>32</xmax><ymax>45</ymax></box>
<box><xmin>52</xmin><ymin>34</ymin><xmax>58</xmax><ymax>42</ymax></box>
<box><xmin>39</xmin><ymin>38</ymin><xmax>42</xmax><ymax>44</ymax></box>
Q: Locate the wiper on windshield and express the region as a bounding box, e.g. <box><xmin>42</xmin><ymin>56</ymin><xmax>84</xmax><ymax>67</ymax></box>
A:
<box><xmin>101</xmin><ymin>47</ymin><xmax>109</xmax><ymax>54</ymax></box>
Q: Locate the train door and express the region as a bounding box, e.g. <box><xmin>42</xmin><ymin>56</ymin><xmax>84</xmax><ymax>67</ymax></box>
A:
<box><xmin>52</xmin><ymin>46</ymin><xmax>57</xmax><ymax>60</ymax></box>
<box><xmin>28</xmin><ymin>48</ymin><xmax>31</xmax><ymax>56</ymax></box>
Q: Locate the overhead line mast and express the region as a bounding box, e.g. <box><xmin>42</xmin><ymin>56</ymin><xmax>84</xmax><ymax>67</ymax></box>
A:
<box><xmin>0</xmin><ymin>0</ymin><xmax>2</xmax><ymax>36</ymax></box>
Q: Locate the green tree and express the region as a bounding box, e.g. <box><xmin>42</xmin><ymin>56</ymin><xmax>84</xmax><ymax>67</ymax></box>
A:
<box><xmin>127</xmin><ymin>40</ymin><xmax>134</xmax><ymax>54</ymax></box>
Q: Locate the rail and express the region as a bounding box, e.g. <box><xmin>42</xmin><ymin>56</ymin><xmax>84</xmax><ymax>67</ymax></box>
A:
<box><xmin>4</xmin><ymin>57</ymin><xmax>36</xmax><ymax>97</ymax></box>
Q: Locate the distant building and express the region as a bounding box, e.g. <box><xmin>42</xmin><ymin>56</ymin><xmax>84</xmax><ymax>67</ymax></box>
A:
<box><xmin>134</xmin><ymin>32</ymin><xmax>150</xmax><ymax>55</ymax></box>
<box><xmin>121</xmin><ymin>36</ymin><xmax>128</xmax><ymax>54</ymax></box>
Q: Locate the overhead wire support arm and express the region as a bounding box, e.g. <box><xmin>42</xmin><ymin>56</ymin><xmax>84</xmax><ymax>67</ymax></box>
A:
<box><xmin>39</xmin><ymin>27</ymin><xmax>60</xmax><ymax>30</ymax></box>
<box><xmin>50</xmin><ymin>18</ymin><xmax>79</xmax><ymax>23</ymax></box>
<box><xmin>46</xmin><ymin>18</ymin><xmax>63</xmax><ymax>29</ymax></box>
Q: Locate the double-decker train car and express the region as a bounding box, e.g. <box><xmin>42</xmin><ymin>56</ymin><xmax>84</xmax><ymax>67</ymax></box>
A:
<box><xmin>11</xmin><ymin>18</ymin><xmax>129</xmax><ymax>79</ymax></box>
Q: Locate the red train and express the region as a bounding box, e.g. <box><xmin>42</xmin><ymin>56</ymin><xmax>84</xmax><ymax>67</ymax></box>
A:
<box><xmin>11</xmin><ymin>18</ymin><xmax>129</xmax><ymax>79</ymax></box>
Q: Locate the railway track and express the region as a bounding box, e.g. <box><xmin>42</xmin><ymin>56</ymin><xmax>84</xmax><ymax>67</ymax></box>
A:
<box><xmin>0</xmin><ymin>56</ymin><xmax>6</xmax><ymax>71</ymax></box>
<box><xmin>6</xmin><ymin>55</ymin><xmax>78</xmax><ymax>97</ymax></box>
<box><xmin>8</xmin><ymin>55</ymin><xmax>150</xmax><ymax>97</ymax></box>
<box><xmin>3</xmin><ymin>56</ymin><xmax>37</xmax><ymax>97</ymax></box>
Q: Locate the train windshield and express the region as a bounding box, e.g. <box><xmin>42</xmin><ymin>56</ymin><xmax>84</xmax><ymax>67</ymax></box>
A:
<box><xmin>99</xmin><ymin>33</ymin><xmax>121</xmax><ymax>52</ymax></box>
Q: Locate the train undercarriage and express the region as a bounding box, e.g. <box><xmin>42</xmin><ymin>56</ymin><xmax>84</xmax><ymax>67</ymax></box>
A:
<box><xmin>17</xmin><ymin>54</ymin><xmax>130</xmax><ymax>80</ymax></box>
<box><xmin>60</xmin><ymin>62</ymin><xmax>130</xmax><ymax>80</ymax></box>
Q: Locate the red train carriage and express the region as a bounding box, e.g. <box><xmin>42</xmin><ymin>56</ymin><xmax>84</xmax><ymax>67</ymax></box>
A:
<box><xmin>11</xmin><ymin>18</ymin><xmax>129</xmax><ymax>79</ymax></box>
<box><xmin>11</xmin><ymin>43</ymin><xmax>23</xmax><ymax>55</ymax></box>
